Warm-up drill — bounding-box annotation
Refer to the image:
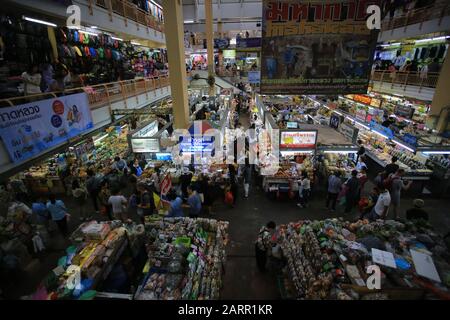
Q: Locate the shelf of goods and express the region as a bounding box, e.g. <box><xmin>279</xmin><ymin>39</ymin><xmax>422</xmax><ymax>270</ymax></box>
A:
<box><xmin>359</xmin><ymin>132</ymin><xmax>432</xmax><ymax>180</ymax></box>
<box><xmin>263</xmin><ymin>157</ymin><xmax>315</xmax><ymax>193</ymax></box>
<box><xmin>277</xmin><ymin>218</ymin><xmax>450</xmax><ymax>300</ymax></box>
<box><xmin>34</xmin><ymin>221</ymin><xmax>145</xmax><ymax>300</ymax></box>
<box><xmin>135</xmin><ymin>217</ymin><xmax>229</xmax><ymax>300</ymax></box>
<box><xmin>322</xmin><ymin>154</ymin><xmax>356</xmax><ymax>179</ymax></box>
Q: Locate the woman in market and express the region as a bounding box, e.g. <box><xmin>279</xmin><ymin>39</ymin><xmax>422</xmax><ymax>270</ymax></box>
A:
<box><xmin>137</xmin><ymin>183</ymin><xmax>155</xmax><ymax>223</ymax></box>
<box><xmin>21</xmin><ymin>64</ymin><xmax>42</xmax><ymax>96</ymax></box>
<box><xmin>31</xmin><ymin>196</ymin><xmax>50</xmax><ymax>229</ymax></box>
<box><xmin>358</xmin><ymin>168</ymin><xmax>369</xmax><ymax>198</ymax></box>
<box><xmin>297</xmin><ymin>172</ymin><xmax>311</xmax><ymax>208</ymax></box>
<box><xmin>228</xmin><ymin>164</ymin><xmax>238</xmax><ymax>206</ymax></box>
<box><xmin>255</xmin><ymin>221</ymin><xmax>276</xmax><ymax>272</ymax></box>
<box><xmin>98</xmin><ymin>181</ymin><xmax>113</xmax><ymax>220</ymax></box>
<box><xmin>389</xmin><ymin>169</ymin><xmax>413</xmax><ymax>220</ymax></box>
<box><xmin>166</xmin><ymin>189</ymin><xmax>184</xmax><ymax>218</ymax></box>
<box><xmin>344</xmin><ymin>170</ymin><xmax>361</xmax><ymax>214</ymax></box>
<box><xmin>184</xmin><ymin>185</ymin><xmax>202</xmax><ymax>218</ymax></box>
<box><xmin>46</xmin><ymin>194</ymin><xmax>69</xmax><ymax>236</ymax></box>
<box><xmin>72</xmin><ymin>179</ymin><xmax>89</xmax><ymax>221</ymax></box>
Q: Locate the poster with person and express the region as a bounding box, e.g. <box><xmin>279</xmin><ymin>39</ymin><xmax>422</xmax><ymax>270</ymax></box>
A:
<box><xmin>260</xmin><ymin>0</ymin><xmax>381</xmax><ymax>94</ymax></box>
<box><xmin>0</xmin><ymin>92</ymin><xmax>94</xmax><ymax>163</ymax></box>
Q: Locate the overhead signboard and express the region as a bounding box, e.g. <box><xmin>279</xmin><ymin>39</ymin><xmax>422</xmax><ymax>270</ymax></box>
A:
<box><xmin>133</xmin><ymin>120</ymin><xmax>159</xmax><ymax>138</ymax></box>
<box><xmin>223</xmin><ymin>50</ymin><xmax>236</xmax><ymax>59</ymax></box>
<box><xmin>260</xmin><ymin>0</ymin><xmax>380</xmax><ymax>95</ymax></box>
<box><xmin>179</xmin><ymin>135</ymin><xmax>215</xmax><ymax>153</ymax></box>
<box><xmin>237</xmin><ymin>37</ymin><xmax>262</xmax><ymax>48</ymax></box>
<box><xmin>0</xmin><ymin>92</ymin><xmax>93</xmax><ymax>163</ymax></box>
<box><xmin>286</xmin><ymin>121</ymin><xmax>298</xmax><ymax>129</ymax></box>
<box><xmin>131</xmin><ymin>138</ymin><xmax>160</xmax><ymax>153</ymax></box>
<box><xmin>248</xmin><ymin>71</ymin><xmax>261</xmax><ymax>84</ymax></box>
<box><xmin>280</xmin><ymin>130</ymin><xmax>318</xmax><ymax>149</ymax></box>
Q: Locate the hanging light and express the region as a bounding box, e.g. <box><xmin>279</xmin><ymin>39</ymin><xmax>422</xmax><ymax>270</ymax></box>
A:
<box><xmin>23</xmin><ymin>16</ymin><xmax>57</xmax><ymax>27</ymax></box>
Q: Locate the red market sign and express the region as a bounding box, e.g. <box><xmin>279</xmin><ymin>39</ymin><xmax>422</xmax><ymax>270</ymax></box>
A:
<box><xmin>353</xmin><ymin>94</ymin><xmax>372</xmax><ymax>105</ymax></box>
<box><xmin>160</xmin><ymin>174</ymin><xmax>172</xmax><ymax>196</ymax></box>
<box><xmin>280</xmin><ymin>130</ymin><xmax>318</xmax><ymax>149</ymax></box>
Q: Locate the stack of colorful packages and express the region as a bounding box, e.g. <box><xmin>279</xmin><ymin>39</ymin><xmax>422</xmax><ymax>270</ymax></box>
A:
<box><xmin>135</xmin><ymin>217</ymin><xmax>229</xmax><ymax>300</ymax></box>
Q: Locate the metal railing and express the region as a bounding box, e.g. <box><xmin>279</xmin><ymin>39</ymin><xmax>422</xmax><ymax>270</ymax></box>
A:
<box><xmin>0</xmin><ymin>74</ymin><xmax>170</xmax><ymax>109</ymax></box>
<box><xmin>91</xmin><ymin>0</ymin><xmax>164</xmax><ymax>33</ymax></box>
<box><xmin>381</xmin><ymin>2</ymin><xmax>450</xmax><ymax>31</ymax></box>
<box><xmin>371</xmin><ymin>70</ymin><xmax>440</xmax><ymax>91</ymax></box>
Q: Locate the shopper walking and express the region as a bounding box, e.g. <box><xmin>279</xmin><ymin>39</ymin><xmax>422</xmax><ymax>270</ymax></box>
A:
<box><xmin>358</xmin><ymin>168</ymin><xmax>369</xmax><ymax>198</ymax></box>
<box><xmin>32</xmin><ymin>196</ymin><xmax>50</xmax><ymax>229</ymax></box>
<box><xmin>344</xmin><ymin>170</ymin><xmax>360</xmax><ymax>213</ymax></box>
<box><xmin>390</xmin><ymin>169</ymin><xmax>413</xmax><ymax>220</ymax></box>
<box><xmin>228</xmin><ymin>164</ymin><xmax>238</xmax><ymax>206</ymax></box>
<box><xmin>86</xmin><ymin>169</ymin><xmax>102</xmax><ymax>214</ymax></box>
<box><xmin>384</xmin><ymin>156</ymin><xmax>400</xmax><ymax>178</ymax></box>
<box><xmin>166</xmin><ymin>190</ymin><xmax>184</xmax><ymax>218</ymax></box>
<box><xmin>326</xmin><ymin>171</ymin><xmax>342</xmax><ymax>212</ymax></box>
<box><xmin>46</xmin><ymin>194</ymin><xmax>69</xmax><ymax>236</ymax></box>
<box><xmin>366</xmin><ymin>185</ymin><xmax>391</xmax><ymax>221</ymax></box>
<box><xmin>356</xmin><ymin>139</ymin><xmax>366</xmax><ymax>163</ymax></box>
<box><xmin>108</xmin><ymin>189</ymin><xmax>128</xmax><ymax>221</ymax></box>
<box><xmin>137</xmin><ymin>183</ymin><xmax>154</xmax><ymax>223</ymax></box>
<box><xmin>297</xmin><ymin>172</ymin><xmax>311</xmax><ymax>208</ymax></box>
<box><xmin>72</xmin><ymin>179</ymin><xmax>89</xmax><ymax>221</ymax></box>
<box><xmin>98</xmin><ymin>181</ymin><xmax>113</xmax><ymax>220</ymax></box>
<box><xmin>255</xmin><ymin>221</ymin><xmax>276</xmax><ymax>272</ymax></box>
<box><xmin>243</xmin><ymin>163</ymin><xmax>252</xmax><ymax>199</ymax></box>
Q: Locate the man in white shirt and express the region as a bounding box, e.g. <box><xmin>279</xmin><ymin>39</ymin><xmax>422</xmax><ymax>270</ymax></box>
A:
<box><xmin>368</xmin><ymin>185</ymin><xmax>391</xmax><ymax>221</ymax></box>
<box><xmin>108</xmin><ymin>190</ymin><xmax>128</xmax><ymax>220</ymax></box>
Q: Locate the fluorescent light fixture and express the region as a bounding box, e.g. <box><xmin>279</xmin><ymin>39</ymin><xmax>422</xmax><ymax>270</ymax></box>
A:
<box><xmin>393</xmin><ymin>140</ymin><xmax>415</xmax><ymax>153</ymax></box>
<box><xmin>90</xmin><ymin>26</ymin><xmax>98</xmax><ymax>29</ymax></box>
<box><xmin>23</xmin><ymin>16</ymin><xmax>57</xmax><ymax>27</ymax></box>
<box><xmin>111</xmin><ymin>36</ymin><xmax>123</xmax><ymax>41</ymax></box>
<box><xmin>422</xmin><ymin>151</ymin><xmax>450</xmax><ymax>155</ymax></box>
<box><xmin>121</xmin><ymin>124</ymin><xmax>128</xmax><ymax>129</ymax></box>
<box><xmin>354</xmin><ymin>121</ymin><xmax>370</xmax><ymax>130</ymax></box>
<box><xmin>184</xmin><ymin>20</ymin><xmax>194</xmax><ymax>24</ymax></box>
<box><xmin>345</xmin><ymin>116</ymin><xmax>354</xmax><ymax>122</ymax></box>
<box><xmin>372</xmin><ymin>130</ymin><xmax>389</xmax><ymax>140</ymax></box>
<box><xmin>68</xmin><ymin>26</ymin><xmax>80</xmax><ymax>30</ymax></box>
<box><xmin>380</xmin><ymin>42</ymin><xmax>401</xmax><ymax>47</ymax></box>
<box><xmin>281</xmin><ymin>150</ymin><xmax>313</xmax><ymax>156</ymax></box>
<box><xmin>131</xmin><ymin>41</ymin><xmax>142</xmax><ymax>46</ymax></box>
<box><xmin>415</xmin><ymin>36</ymin><xmax>450</xmax><ymax>43</ymax></box>
<box><xmin>80</xmin><ymin>30</ymin><xmax>98</xmax><ymax>36</ymax></box>
<box><xmin>334</xmin><ymin>111</ymin><xmax>343</xmax><ymax>116</ymax></box>
<box><xmin>94</xmin><ymin>134</ymin><xmax>109</xmax><ymax>143</ymax></box>
<box><xmin>323</xmin><ymin>150</ymin><xmax>357</xmax><ymax>154</ymax></box>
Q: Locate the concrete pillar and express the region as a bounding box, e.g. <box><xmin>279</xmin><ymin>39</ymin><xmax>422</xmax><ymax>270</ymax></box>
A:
<box><xmin>204</xmin><ymin>0</ymin><xmax>215</xmax><ymax>77</ymax></box>
<box><xmin>162</xmin><ymin>0</ymin><xmax>189</xmax><ymax>129</ymax></box>
<box><xmin>430</xmin><ymin>49</ymin><xmax>450</xmax><ymax>132</ymax></box>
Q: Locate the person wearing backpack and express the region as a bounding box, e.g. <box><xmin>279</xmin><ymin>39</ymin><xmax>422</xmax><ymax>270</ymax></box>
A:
<box><xmin>390</xmin><ymin>169</ymin><xmax>413</xmax><ymax>220</ymax></box>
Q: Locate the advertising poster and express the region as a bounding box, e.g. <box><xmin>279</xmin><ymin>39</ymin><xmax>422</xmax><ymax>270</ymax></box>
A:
<box><xmin>248</xmin><ymin>71</ymin><xmax>261</xmax><ymax>84</ymax></box>
<box><xmin>260</xmin><ymin>0</ymin><xmax>381</xmax><ymax>94</ymax></box>
<box><xmin>329</xmin><ymin>113</ymin><xmax>341</xmax><ymax>129</ymax></box>
<box><xmin>280</xmin><ymin>130</ymin><xmax>318</xmax><ymax>149</ymax></box>
<box><xmin>0</xmin><ymin>92</ymin><xmax>94</xmax><ymax>163</ymax></box>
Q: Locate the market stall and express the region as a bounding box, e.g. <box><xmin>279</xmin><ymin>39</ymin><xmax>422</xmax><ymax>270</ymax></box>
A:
<box><xmin>276</xmin><ymin>218</ymin><xmax>450</xmax><ymax>300</ymax></box>
<box><xmin>31</xmin><ymin>220</ymin><xmax>145</xmax><ymax>300</ymax></box>
<box><xmin>135</xmin><ymin>217</ymin><xmax>228</xmax><ymax>300</ymax></box>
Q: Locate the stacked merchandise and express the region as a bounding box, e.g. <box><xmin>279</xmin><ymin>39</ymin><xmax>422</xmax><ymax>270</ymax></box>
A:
<box><xmin>322</xmin><ymin>154</ymin><xmax>356</xmax><ymax>179</ymax></box>
<box><xmin>0</xmin><ymin>14</ymin><xmax>53</xmax><ymax>98</ymax></box>
<box><xmin>135</xmin><ymin>218</ymin><xmax>229</xmax><ymax>300</ymax></box>
<box><xmin>35</xmin><ymin>220</ymin><xmax>144</xmax><ymax>300</ymax></box>
<box><xmin>277</xmin><ymin>218</ymin><xmax>450</xmax><ymax>300</ymax></box>
<box><xmin>360</xmin><ymin>133</ymin><xmax>432</xmax><ymax>176</ymax></box>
